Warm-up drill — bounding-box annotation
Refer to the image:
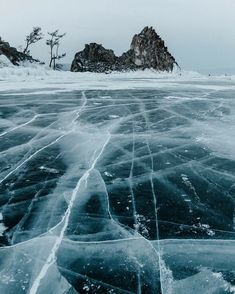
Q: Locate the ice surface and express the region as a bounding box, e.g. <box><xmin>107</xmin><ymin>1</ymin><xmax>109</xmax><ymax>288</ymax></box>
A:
<box><xmin>0</xmin><ymin>70</ymin><xmax>235</xmax><ymax>293</ymax></box>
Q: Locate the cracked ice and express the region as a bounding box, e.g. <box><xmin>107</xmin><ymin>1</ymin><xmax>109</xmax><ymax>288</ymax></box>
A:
<box><xmin>0</xmin><ymin>74</ymin><xmax>235</xmax><ymax>293</ymax></box>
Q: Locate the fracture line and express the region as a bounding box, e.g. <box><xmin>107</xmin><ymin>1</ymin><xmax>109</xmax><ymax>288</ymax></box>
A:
<box><xmin>128</xmin><ymin>117</ymin><xmax>138</xmax><ymax>227</ymax></box>
<box><xmin>0</xmin><ymin>134</ymin><xmax>67</xmax><ymax>185</ymax></box>
<box><xmin>0</xmin><ymin>115</ymin><xmax>38</xmax><ymax>137</ymax></box>
<box><xmin>135</xmin><ymin>93</ymin><xmax>165</xmax><ymax>294</ymax></box>
<box><xmin>29</xmin><ymin>132</ymin><xmax>110</xmax><ymax>294</ymax></box>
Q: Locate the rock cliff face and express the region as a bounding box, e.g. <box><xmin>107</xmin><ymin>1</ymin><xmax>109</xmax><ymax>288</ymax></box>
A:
<box><xmin>71</xmin><ymin>26</ymin><xmax>178</xmax><ymax>73</ymax></box>
<box><xmin>0</xmin><ymin>37</ymin><xmax>36</xmax><ymax>66</ymax></box>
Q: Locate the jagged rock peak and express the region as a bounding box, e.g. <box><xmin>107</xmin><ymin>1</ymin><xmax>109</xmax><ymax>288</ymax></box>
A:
<box><xmin>129</xmin><ymin>26</ymin><xmax>178</xmax><ymax>71</ymax></box>
<box><xmin>71</xmin><ymin>26</ymin><xmax>179</xmax><ymax>73</ymax></box>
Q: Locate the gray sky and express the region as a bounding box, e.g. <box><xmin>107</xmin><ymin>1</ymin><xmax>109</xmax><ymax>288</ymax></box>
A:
<box><xmin>1</xmin><ymin>0</ymin><xmax>235</xmax><ymax>72</ymax></box>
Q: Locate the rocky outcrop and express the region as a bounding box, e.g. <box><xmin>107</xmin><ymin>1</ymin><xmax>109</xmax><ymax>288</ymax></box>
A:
<box><xmin>71</xmin><ymin>26</ymin><xmax>179</xmax><ymax>73</ymax></box>
<box><xmin>71</xmin><ymin>43</ymin><xmax>118</xmax><ymax>72</ymax></box>
<box><xmin>0</xmin><ymin>37</ymin><xmax>37</xmax><ymax>66</ymax></box>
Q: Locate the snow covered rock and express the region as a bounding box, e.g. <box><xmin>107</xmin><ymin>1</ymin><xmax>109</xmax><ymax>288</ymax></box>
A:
<box><xmin>0</xmin><ymin>37</ymin><xmax>38</xmax><ymax>66</ymax></box>
<box><xmin>0</xmin><ymin>54</ymin><xmax>13</xmax><ymax>68</ymax></box>
<box><xmin>71</xmin><ymin>26</ymin><xmax>179</xmax><ymax>73</ymax></box>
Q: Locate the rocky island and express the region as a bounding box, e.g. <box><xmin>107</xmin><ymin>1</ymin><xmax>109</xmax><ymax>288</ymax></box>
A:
<box><xmin>71</xmin><ymin>26</ymin><xmax>179</xmax><ymax>73</ymax></box>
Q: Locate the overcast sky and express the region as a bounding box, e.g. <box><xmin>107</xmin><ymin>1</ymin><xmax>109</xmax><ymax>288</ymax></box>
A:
<box><xmin>1</xmin><ymin>0</ymin><xmax>235</xmax><ymax>72</ymax></box>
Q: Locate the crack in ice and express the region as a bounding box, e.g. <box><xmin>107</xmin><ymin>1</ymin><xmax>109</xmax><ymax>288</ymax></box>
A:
<box><xmin>29</xmin><ymin>132</ymin><xmax>111</xmax><ymax>294</ymax></box>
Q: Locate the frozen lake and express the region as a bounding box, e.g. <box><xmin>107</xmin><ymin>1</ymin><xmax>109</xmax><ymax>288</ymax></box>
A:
<box><xmin>0</xmin><ymin>72</ymin><xmax>235</xmax><ymax>293</ymax></box>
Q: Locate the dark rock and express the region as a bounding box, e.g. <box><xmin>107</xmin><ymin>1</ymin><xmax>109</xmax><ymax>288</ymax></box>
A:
<box><xmin>71</xmin><ymin>26</ymin><xmax>179</xmax><ymax>73</ymax></box>
<box><xmin>71</xmin><ymin>43</ymin><xmax>118</xmax><ymax>73</ymax></box>
<box><xmin>0</xmin><ymin>37</ymin><xmax>38</xmax><ymax>66</ymax></box>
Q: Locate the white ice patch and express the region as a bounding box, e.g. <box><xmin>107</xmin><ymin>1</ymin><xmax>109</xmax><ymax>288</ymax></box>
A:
<box><xmin>108</xmin><ymin>115</ymin><xmax>120</xmax><ymax>119</ymax></box>
<box><xmin>39</xmin><ymin>166</ymin><xmax>60</xmax><ymax>174</ymax></box>
<box><xmin>0</xmin><ymin>213</ymin><xmax>6</xmax><ymax>236</ymax></box>
<box><xmin>195</xmin><ymin>120</ymin><xmax>235</xmax><ymax>160</ymax></box>
<box><xmin>104</xmin><ymin>171</ymin><xmax>113</xmax><ymax>177</ymax></box>
<box><xmin>0</xmin><ymin>224</ymin><xmax>6</xmax><ymax>236</ymax></box>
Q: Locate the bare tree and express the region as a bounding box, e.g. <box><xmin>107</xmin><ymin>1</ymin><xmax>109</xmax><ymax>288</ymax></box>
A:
<box><xmin>23</xmin><ymin>27</ymin><xmax>43</xmax><ymax>55</ymax></box>
<box><xmin>46</xmin><ymin>30</ymin><xmax>66</xmax><ymax>70</ymax></box>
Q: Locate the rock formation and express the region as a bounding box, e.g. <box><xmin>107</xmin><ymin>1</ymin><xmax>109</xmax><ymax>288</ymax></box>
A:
<box><xmin>71</xmin><ymin>43</ymin><xmax>118</xmax><ymax>73</ymax></box>
<box><xmin>0</xmin><ymin>37</ymin><xmax>38</xmax><ymax>66</ymax></box>
<box><xmin>71</xmin><ymin>26</ymin><xmax>179</xmax><ymax>73</ymax></box>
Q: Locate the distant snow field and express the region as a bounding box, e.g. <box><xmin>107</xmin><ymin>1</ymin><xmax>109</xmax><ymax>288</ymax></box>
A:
<box><xmin>0</xmin><ymin>63</ymin><xmax>234</xmax><ymax>92</ymax></box>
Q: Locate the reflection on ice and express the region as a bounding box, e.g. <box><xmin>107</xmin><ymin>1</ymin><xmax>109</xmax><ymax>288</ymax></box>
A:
<box><xmin>0</xmin><ymin>76</ymin><xmax>235</xmax><ymax>293</ymax></box>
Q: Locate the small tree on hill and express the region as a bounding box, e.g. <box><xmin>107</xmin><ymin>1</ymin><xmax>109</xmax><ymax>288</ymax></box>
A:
<box><xmin>23</xmin><ymin>27</ymin><xmax>43</xmax><ymax>55</ymax></box>
<box><xmin>46</xmin><ymin>30</ymin><xmax>66</xmax><ymax>70</ymax></box>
